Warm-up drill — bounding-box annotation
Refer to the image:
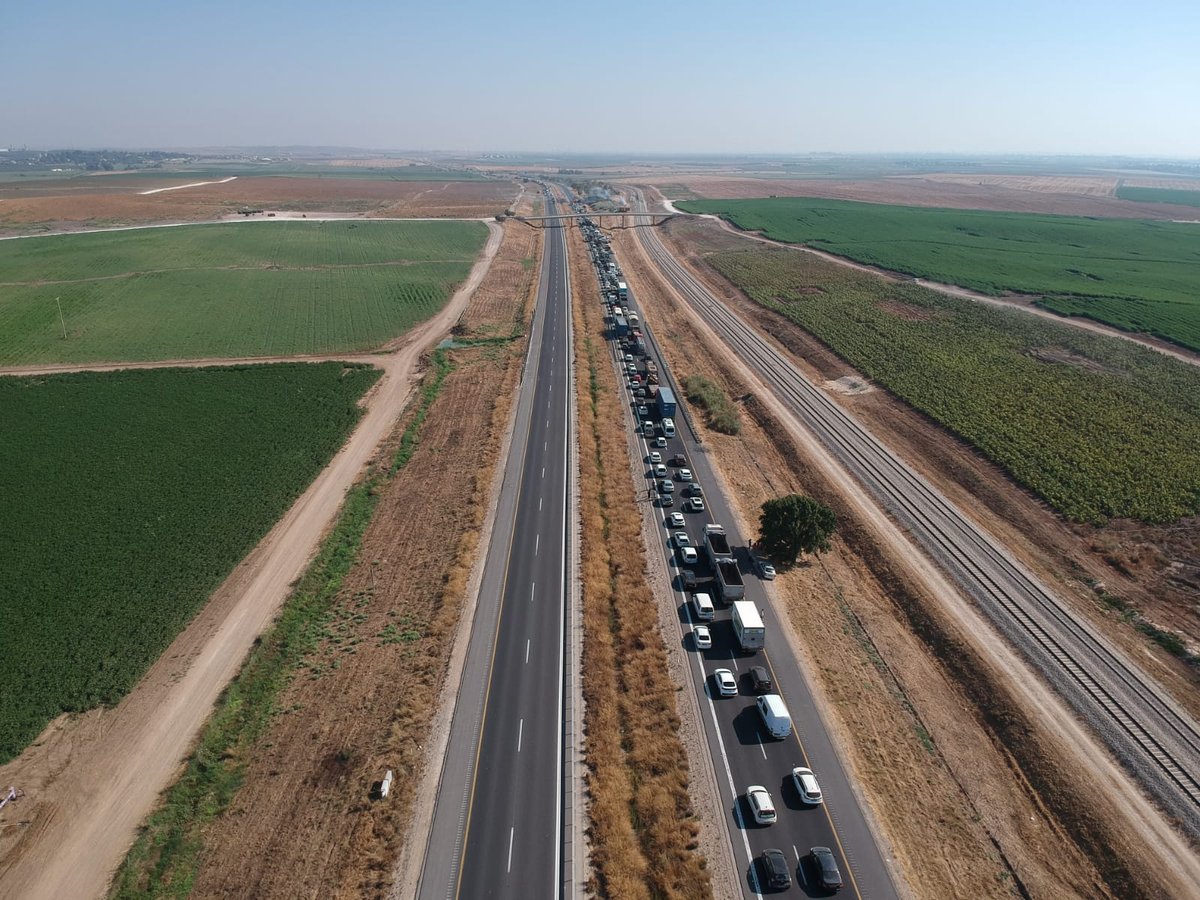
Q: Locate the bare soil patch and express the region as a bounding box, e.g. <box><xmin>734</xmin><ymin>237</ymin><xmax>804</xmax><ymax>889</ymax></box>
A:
<box><xmin>1027</xmin><ymin>347</ymin><xmax>1116</xmax><ymax>376</ymax></box>
<box><xmin>614</xmin><ymin>221</ymin><xmax>1200</xmax><ymax>898</ymax></box>
<box><xmin>826</xmin><ymin>375</ymin><xmax>874</xmax><ymax>395</ymax></box>
<box><xmin>635</xmin><ymin>174</ymin><xmax>1200</xmax><ymax>219</ymax></box>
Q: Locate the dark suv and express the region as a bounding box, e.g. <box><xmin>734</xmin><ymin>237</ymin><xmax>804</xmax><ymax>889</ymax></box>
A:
<box><xmin>749</xmin><ymin>666</ymin><xmax>772</xmax><ymax>694</ymax></box>
<box><xmin>760</xmin><ymin>848</ymin><xmax>791</xmax><ymax>890</ymax></box>
<box><xmin>809</xmin><ymin>846</ymin><xmax>843</xmax><ymax>892</ymax></box>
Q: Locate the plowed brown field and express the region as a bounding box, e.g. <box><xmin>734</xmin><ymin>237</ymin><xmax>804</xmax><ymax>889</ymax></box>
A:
<box><xmin>0</xmin><ymin>177</ymin><xmax>518</xmax><ymax>234</ymax></box>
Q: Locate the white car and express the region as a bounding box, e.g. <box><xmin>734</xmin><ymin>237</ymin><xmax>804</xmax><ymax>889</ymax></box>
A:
<box><xmin>747</xmin><ymin>785</ymin><xmax>777</xmax><ymax>825</ymax></box>
<box><xmin>758</xmin><ymin>560</ymin><xmax>777</xmax><ymax>580</ymax></box>
<box><xmin>637</xmin><ymin>404</ymin><xmax>649</xmax><ymax>417</ymax></box>
<box><xmin>669</xmin><ymin>511</ymin><xmax>685</xmax><ymax>527</ymax></box>
<box><xmin>791</xmin><ymin>767</ymin><xmax>824</xmax><ymax>805</ymax></box>
<box><xmin>624</xmin><ymin>353</ymin><xmax>634</xmax><ymax>363</ymax></box>
<box><xmin>654</xmin><ymin>463</ymin><xmax>668</xmax><ymax>477</ymax></box>
<box><xmin>678</xmin><ymin>468</ymin><xmax>693</xmax><ymax>481</ymax></box>
<box><xmin>693</xmin><ymin>624</ymin><xmax>712</xmax><ymax>650</ymax></box>
<box><xmin>713</xmin><ymin>668</ymin><xmax>737</xmax><ymax>697</ymax></box>
<box><xmin>649</xmin><ymin>451</ymin><xmax>662</xmax><ymax>464</ymax></box>
<box><xmin>688</xmin><ymin>497</ymin><xmax>705</xmax><ymax>513</ymax></box>
<box><xmin>654</xmin><ymin>436</ymin><xmax>668</xmax><ymax>448</ymax></box>
<box><xmin>680</xmin><ymin>546</ymin><xmax>698</xmax><ymax>565</ymax></box>
<box><xmin>674</xmin><ymin>532</ymin><xmax>691</xmax><ymax>548</ymax></box>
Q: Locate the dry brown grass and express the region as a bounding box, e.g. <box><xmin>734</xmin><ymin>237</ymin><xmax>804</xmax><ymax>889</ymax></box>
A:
<box><xmin>569</xmin><ymin>224</ymin><xmax>712</xmax><ymax>899</ymax></box>
<box><xmin>172</xmin><ymin>221</ymin><xmax>541</xmax><ymax>898</ymax></box>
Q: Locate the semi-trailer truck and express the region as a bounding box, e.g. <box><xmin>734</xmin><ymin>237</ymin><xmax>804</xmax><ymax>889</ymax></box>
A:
<box><xmin>656</xmin><ymin>386</ymin><xmax>676</xmax><ymax>418</ymax></box>
<box><xmin>716</xmin><ymin>559</ymin><xmax>745</xmax><ymax>600</ymax></box>
<box><xmin>731</xmin><ymin>601</ymin><xmax>765</xmax><ymax>651</ymax></box>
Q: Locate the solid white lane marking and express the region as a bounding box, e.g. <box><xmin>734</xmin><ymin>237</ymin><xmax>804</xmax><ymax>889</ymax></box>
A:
<box><xmin>526</xmin><ymin>639</ymin><xmax>531</xmax><ymax>664</ymax></box>
<box><xmin>507</xmin><ymin>826</ymin><xmax>515</xmax><ymax>873</ymax></box>
<box><xmin>517</xmin><ymin>718</ymin><xmax>524</xmax><ymax>753</ymax></box>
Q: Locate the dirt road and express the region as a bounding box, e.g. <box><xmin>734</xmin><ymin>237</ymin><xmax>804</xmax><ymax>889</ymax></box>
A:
<box><xmin>0</xmin><ymin>223</ymin><xmax>502</xmax><ymax>900</ymax></box>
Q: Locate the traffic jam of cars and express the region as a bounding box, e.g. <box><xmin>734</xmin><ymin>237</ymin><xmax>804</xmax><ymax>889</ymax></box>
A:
<box><xmin>578</xmin><ymin>207</ymin><xmax>842</xmax><ymax>893</ymax></box>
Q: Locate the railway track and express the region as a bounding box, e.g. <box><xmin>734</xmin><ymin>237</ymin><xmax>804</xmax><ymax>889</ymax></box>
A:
<box><xmin>629</xmin><ymin>196</ymin><xmax>1200</xmax><ymax>837</ymax></box>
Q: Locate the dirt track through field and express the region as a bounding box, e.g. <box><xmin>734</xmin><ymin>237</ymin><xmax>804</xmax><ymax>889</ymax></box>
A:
<box><xmin>0</xmin><ymin>222</ymin><xmax>502</xmax><ymax>900</ymax></box>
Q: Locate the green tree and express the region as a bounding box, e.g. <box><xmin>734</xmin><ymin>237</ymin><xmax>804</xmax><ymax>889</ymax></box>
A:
<box><xmin>758</xmin><ymin>495</ymin><xmax>836</xmax><ymax>565</ymax></box>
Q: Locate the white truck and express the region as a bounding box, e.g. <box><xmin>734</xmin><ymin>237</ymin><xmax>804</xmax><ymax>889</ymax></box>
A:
<box><xmin>704</xmin><ymin>524</ymin><xmax>733</xmax><ymax>565</ymax></box>
<box><xmin>731</xmin><ymin>601</ymin><xmax>765</xmax><ymax>651</ymax></box>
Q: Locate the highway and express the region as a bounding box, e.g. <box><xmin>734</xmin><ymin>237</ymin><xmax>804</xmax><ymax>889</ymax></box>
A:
<box><xmin>581</xmin><ymin>214</ymin><xmax>900</xmax><ymax>898</ymax></box>
<box><xmin>417</xmin><ymin>189</ymin><xmax>574</xmax><ymax>899</ymax></box>
<box><xmin>626</xmin><ymin>191</ymin><xmax>1200</xmax><ymax>839</ymax></box>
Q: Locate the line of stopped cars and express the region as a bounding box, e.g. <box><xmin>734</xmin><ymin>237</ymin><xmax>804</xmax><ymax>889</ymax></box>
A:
<box><xmin>576</xmin><ymin>201</ymin><xmax>836</xmax><ymax>894</ymax></box>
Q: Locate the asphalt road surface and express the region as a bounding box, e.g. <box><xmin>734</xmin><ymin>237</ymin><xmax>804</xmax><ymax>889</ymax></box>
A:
<box><xmin>592</xmin><ymin>225</ymin><xmax>900</xmax><ymax>898</ymax></box>
<box><xmin>418</xmin><ymin>192</ymin><xmax>573</xmax><ymax>899</ymax></box>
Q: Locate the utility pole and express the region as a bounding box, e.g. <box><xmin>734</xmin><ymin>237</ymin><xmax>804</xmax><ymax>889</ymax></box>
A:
<box><xmin>56</xmin><ymin>296</ymin><xmax>67</xmax><ymax>339</ymax></box>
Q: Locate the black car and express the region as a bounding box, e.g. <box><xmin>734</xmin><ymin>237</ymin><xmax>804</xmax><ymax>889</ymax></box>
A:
<box><xmin>760</xmin><ymin>848</ymin><xmax>791</xmax><ymax>890</ymax></box>
<box><xmin>680</xmin><ymin>570</ymin><xmax>698</xmax><ymax>590</ymax></box>
<box><xmin>810</xmin><ymin>846</ymin><xmax>844</xmax><ymax>892</ymax></box>
<box><xmin>749</xmin><ymin>665</ymin><xmax>772</xmax><ymax>694</ymax></box>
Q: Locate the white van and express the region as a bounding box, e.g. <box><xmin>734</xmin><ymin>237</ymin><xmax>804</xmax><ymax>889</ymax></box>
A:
<box><xmin>691</xmin><ymin>592</ymin><xmax>715</xmax><ymax>621</ymax></box>
<box><xmin>756</xmin><ymin>694</ymin><xmax>793</xmax><ymax>739</ymax></box>
<box><xmin>661</xmin><ymin>417</ymin><xmax>676</xmax><ymax>437</ymax></box>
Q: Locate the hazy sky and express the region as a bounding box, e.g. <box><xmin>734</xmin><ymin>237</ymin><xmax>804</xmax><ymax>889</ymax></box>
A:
<box><xmin>4</xmin><ymin>0</ymin><xmax>1198</xmax><ymax>156</ymax></box>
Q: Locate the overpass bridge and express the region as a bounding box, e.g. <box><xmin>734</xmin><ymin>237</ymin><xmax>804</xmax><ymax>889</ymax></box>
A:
<box><xmin>496</xmin><ymin>211</ymin><xmax>678</xmax><ymax>230</ymax></box>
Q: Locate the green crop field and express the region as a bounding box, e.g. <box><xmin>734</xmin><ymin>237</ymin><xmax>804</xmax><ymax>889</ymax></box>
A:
<box><xmin>0</xmin><ymin>362</ymin><xmax>379</xmax><ymax>762</ymax></box>
<box><xmin>703</xmin><ymin>246</ymin><xmax>1200</xmax><ymax>524</ymax></box>
<box><xmin>0</xmin><ymin>220</ymin><xmax>487</xmax><ymax>365</ymax></box>
<box><xmin>679</xmin><ymin>197</ymin><xmax>1200</xmax><ymax>351</ymax></box>
<box><xmin>1115</xmin><ymin>185</ymin><xmax>1200</xmax><ymax>208</ymax></box>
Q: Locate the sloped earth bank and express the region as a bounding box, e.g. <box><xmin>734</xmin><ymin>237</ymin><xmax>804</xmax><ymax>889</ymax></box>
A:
<box><xmin>612</xmin><ymin>221</ymin><xmax>1198</xmax><ymax>898</ymax></box>
<box><xmin>113</xmin><ymin>221</ymin><xmax>541</xmax><ymax>898</ymax></box>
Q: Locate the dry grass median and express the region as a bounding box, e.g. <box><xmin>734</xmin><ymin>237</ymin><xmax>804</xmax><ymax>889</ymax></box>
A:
<box><xmin>570</xmin><ymin>225</ymin><xmax>712</xmax><ymax>899</ymax></box>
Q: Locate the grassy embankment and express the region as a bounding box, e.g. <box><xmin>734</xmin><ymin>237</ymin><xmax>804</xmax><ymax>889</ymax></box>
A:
<box><xmin>0</xmin><ymin>220</ymin><xmax>487</xmax><ymax>365</ymax></box>
<box><xmin>700</xmin><ymin>246</ymin><xmax>1200</xmax><ymax>524</ymax></box>
<box><xmin>0</xmin><ymin>363</ymin><xmax>380</xmax><ymax>764</ymax></box>
<box><xmin>573</xmin><ymin>246</ymin><xmax>712</xmax><ymax>897</ymax></box>
<box><xmin>680</xmin><ymin>196</ymin><xmax>1200</xmax><ymax>351</ymax></box>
